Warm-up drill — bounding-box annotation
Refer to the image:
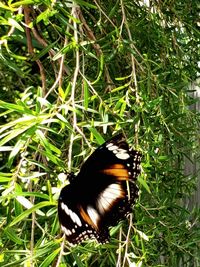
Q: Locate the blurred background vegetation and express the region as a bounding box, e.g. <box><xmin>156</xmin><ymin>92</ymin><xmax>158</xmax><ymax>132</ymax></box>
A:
<box><xmin>0</xmin><ymin>0</ymin><xmax>200</xmax><ymax>266</ymax></box>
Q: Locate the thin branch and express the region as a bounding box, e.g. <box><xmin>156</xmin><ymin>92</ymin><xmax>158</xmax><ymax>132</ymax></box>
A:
<box><xmin>122</xmin><ymin>213</ymin><xmax>133</xmax><ymax>267</ymax></box>
<box><xmin>44</xmin><ymin>27</ymin><xmax>70</xmax><ymax>99</ymax></box>
<box><xmin>93</xmin><ymin>0</ymin><xmax>116</xmax><ymax>28</ymax></box>
<box><xmin>68</xmin><ymin>4</ymin><xmax>81</xmax><ymax>172</ymax></box>
<box><xmin>78</xmin><ymin>8</ymin><xmax>114</xmax><ymax>90</ymax></box>
<box><xmin>24</xmin><ymin>5</ymin><xmax>46</xmax><ymax>95</ymax></box>
<box><xmin>120</xmin><ymin>0</ymin><xmax>142</xmax><ymax>145</ymax></box>
<box><xmin>116</xmin><ymin>229</ymin><xmax>122</xmax><ymax>267</ymax></box>
<box><xmin>55</xmin><ymin>234</ymin><xmax>66</xmax><ymax>267</ymax></box>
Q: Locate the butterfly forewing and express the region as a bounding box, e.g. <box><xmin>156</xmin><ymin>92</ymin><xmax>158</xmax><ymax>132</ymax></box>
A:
<box><xmin>58</xmin><ymin>134</ymin><xmax>141</xmax><ymax>244</ymax></box>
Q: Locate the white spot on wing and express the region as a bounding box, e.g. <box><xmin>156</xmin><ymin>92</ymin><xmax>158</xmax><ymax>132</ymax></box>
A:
<box><xmin>87</xmin><ymin>206</ymin><xmax>99</xmax><ymax>227</ymax></box>
<box><xmin>61</xmin><ymin>202</ymin><xmax>82</xmax><ymax>227</ymax></box>
<box><xmin>106</xmin><ymin>143</ymin><xmax>130</xmax><ymax>160</ymax></box>
<box><xmin>106</xmin><ymin>143</ymin><xmax>113</xmax><ymax>148</ymax></box>
<box><xmin>97</xmin><ymin>183</ymin><xmax>123</xmax><ymax>213</ymax></box>
<box><xmin>107</xmin><ymin>145</ymin><xmax>119</xmax><ymax>151</ymax></box>
<box><xmin>115</xmin><ymin>152</ymin><xmax>130</xmax><ymax>160</ymax></box>
<box><xmin>61</xmin><ymin>225</ymin><xmax>72</xmax><ymax>236</ymax></box>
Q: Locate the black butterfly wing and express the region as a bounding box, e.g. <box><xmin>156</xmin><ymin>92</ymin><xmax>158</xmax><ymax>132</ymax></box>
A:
<box><xmin>58</xmin><ymin>182</ymin><xmax>109</xmax><ymax>244</ymax></box>
<box><xmin>58</xmin><ymin>134</ymin><xmax>141</xmax><ymax>244</ymax></box>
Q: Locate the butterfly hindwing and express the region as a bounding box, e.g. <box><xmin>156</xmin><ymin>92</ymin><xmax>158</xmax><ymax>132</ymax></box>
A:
<box><xmin>58</xmin><ymin>185</ymin><xmax>109</xmax><ymax>244</ymax></box>
<box><xmin>58</xmin><ymin>134</ymin><xmax>141</xmax><ymax>244</ymax></box>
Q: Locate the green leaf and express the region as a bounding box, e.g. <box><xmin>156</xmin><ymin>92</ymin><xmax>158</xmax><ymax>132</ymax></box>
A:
<box><xmin>111</xmin><ymin>82</ymin><xmax>130</xmax><ymax>92</ymax></box>
<box><xmin>0</xmin><ymin>2</ymin><xmax>16</xmax><ymax>11</ymax></box>
<box><xmin>83</xmin><ymin>80</ymin><xmax>89</xmax><ymax>110</ymax></box>
<box><xmin>0</xmin><ymin>127</ymin><xmax>31</xmax><ymax>147</ymax></box>
<box><xmin>35</xmin><ymin>129</ymin><xmax>61</xmax><ymax>155</ymax></box>
<box><xmin>91</xmin><ymin>54</ymin><xmax>104</xmax><ymax>85</ymax></box>
<box><xmin>4</xmin><ymin>227</ymin><xmax>24</xmax><ymax>245</ymax></box>
<box><xmin>74</xmin><ymin>0</ymin><xmax>97</xmax><ymax>9</ymax></box>
<box><xmin>8</xmin><ymin>18</ymin><xmax>24</xmax><ymax>32</ymax></box>
<box><xmin>88</xmin><ymin>127</ymin><xmax>105</xmax><ymax>144</ymax></box>
<box><xmin>0</xmin><ymin>172</ymin><xmax>12</xmax><ymax>182</ymax></box>
<box><xmin>138</xmin><ymin>175</ymin><xmax>151</xmax><ymax>193</ymax></box>
<box><xmin>0</xmin><ymin>101</ymin><xmax>28</xmax><ymax>114</ymax></box>
<box><xmin>9</xmin><ymin>201</ymin><xmax>54</xmax><ymax>227</ymax></box>
<box><xmin>16</xmin><ymin>196</ymin><xmax>45</xmax><ymax>216</ymax></box>
<box><xmin>0</xmin><ymin>52</ymin><xmax>26</xmax><ymax>77</ymax></box>
<box><xmin>7</xmin><ymin>126</ymin><xmax>37</xmax><ymax>167</ymax></box>
<box><xmin>72</xmin><ymin>251</ymin><xmax>85</xmax><ymax>267</ymax></box>
<box><xmin>39</xmin><ymin>248</ymin><xmax>61</xmax><ymax>267</ymax></box>
<box><xmin>14</xmin><ymin>191</ymin><xmax>49</xmax><ymax>200</ymax></box>
<box><xmin>31</xmin><ymin>40</ymin><xmax>58</xmax><ymax>61</ymax></box>
<box><xmin>11</xmin><ymin>0</ymin><xmax>37</xmax><ymax>7</ymax></box>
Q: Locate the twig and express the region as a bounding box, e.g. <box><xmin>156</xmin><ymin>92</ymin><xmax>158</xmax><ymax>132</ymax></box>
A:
<box><xmin>44</xmin><ymin>25</ymin><xmax>70</xmax><ymax>99</ymax></box>
<box><xmin>122</xmin><ymin>213</ymin><xmax>133</xmax><ymax>267</ymax></box>
<box><xmin>120</xmin><ymin>0</ymin><xmax>142</xmax><ymax>145</ymax></box>
<box><xmin>78</xmin><ymin>8</ymin><xmax>114</xmax><ymax>90</ymax></box>
<box><xmin>55</xmin><ymin>234</ymin><xmax>66</xmax><ymax>267</ymax></box>
<box><xmin>116</xmin><ymin>229</ymin><xmax>122</xmax><ymax>267</ymax></box>
<box><xmin>24</xmin><ymin>6</ymin><xmax>46</xmax><ymax>95</ymax></box>
<box><xmin>68</xmin><ymin>4</ymin><xmax>81</xmax><ymax>172</ymax></box>
<box><xmin>93</xmin><ymin>0</ymin><xmax>117</xmax><ymax>28</ymax></box>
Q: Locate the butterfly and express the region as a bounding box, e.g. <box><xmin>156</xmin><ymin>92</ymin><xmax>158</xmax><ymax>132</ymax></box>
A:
<box><xmin>58</xmin><ymin>134</ymin><xmax>141</xmax><ymax>244</ymax></box>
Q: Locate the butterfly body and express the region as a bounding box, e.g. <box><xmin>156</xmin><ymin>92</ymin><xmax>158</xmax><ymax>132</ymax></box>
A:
<box><xmin>58</xmin><ymin>134</ymin><xmax>141</xmax><ymax>244</ymax></box>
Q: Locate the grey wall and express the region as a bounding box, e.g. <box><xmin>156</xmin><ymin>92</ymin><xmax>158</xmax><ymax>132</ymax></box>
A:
<box><xmin>185</xmin><ymin>78</ymin><xmax>200</xmax><ymax>209</ymax></box>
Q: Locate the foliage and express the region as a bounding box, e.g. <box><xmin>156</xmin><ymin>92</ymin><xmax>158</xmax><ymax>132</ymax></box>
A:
<box><xmin>0</xmin><ymin>0</ymin><xmax>200</xmax><ymax>266</ymax></box>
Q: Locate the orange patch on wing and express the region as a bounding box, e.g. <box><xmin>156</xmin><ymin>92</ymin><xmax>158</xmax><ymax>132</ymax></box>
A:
<box><xmin>101</xmin><ymin>164</ymin><xmax>129</xmax><ymax>180</ymax></box>
<box><xmin>79</xmin><ymin>206</ymin><xmax>98</xmax><ymax>230</ymax></box>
